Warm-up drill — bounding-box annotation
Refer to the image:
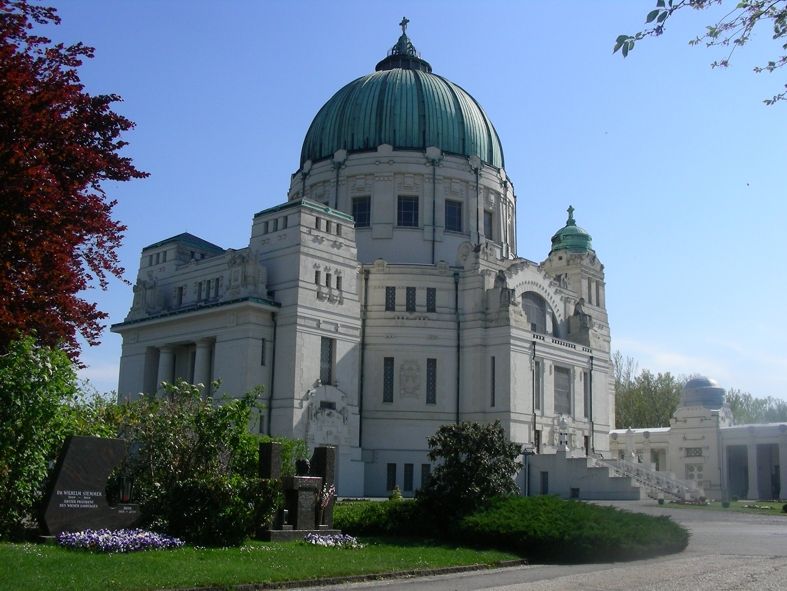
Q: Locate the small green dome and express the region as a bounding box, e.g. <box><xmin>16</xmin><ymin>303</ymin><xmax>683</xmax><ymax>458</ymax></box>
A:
<box><xmin>300</xmin><ymin>20</ymin><xmax>504</xmax><ymax>169</ymax></box>
<box><xmin>550</xmin><ymin>206</ymin><xmax>593</xmax><ymax>254</ymax></box>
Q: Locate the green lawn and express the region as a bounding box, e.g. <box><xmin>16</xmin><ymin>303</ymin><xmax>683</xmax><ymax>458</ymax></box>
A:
<box><xmin>662</xmin><ymin>499</ymin><xmax>787</xmax><ymax>516</ymax></box>
<box><xmin>0</xmin><ymin>539</ymin><xmax>519</xmax><ymax>591</ymax></box>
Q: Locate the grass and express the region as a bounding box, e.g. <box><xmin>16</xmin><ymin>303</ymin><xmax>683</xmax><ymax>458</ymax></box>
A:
<box><xmin>662</xmin><ymin>499</ymin><xmax>787</xmax><ymax>516</ymax></box>
<box><xmin>0</xmin><ymin>538</ymin><xmax>519</xmax><ymax>591</ymax></box>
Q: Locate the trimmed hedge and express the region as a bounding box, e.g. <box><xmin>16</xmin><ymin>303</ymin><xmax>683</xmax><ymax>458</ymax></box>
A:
<box><xmin>333</xmin><ymin>500</ymin><xmax>430</xmax><ymax>538</ymax></box>
<box><xmin>334</xmin><ymin>496</ymin><xmax>689</xmax><ymax>563</ymax></box>
<box><xmin>456</xmin><ymin>496</ymin><xmax>689</xmax><ymax>562</ymax></box>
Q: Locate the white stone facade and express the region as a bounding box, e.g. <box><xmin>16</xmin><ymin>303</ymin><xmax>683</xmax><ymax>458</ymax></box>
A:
<box><xmin>113</xmin><ymin>28</ymin><xmax>616</xmax><ymax>498</ymax></box>
<box><xmin>610</xmin><ymin>378</ymin><xmax>787</xmax><ymax>500</ymax></box>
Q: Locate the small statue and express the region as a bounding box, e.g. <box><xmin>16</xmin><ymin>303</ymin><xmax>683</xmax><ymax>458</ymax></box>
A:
<box><xmin>573</xmin><ymin>297</ymin><xmax>586</xmax><ymax>316</ymax></box>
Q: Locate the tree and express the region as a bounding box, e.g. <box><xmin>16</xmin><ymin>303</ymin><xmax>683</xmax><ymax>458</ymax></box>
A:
<box><xmin>417</xmin><ymin>421</ymin><xmax>522</xmax><ymax>521</ymax></box>
<box><xmin>0</xmin><ymin>1</ymin><xmax>147</xmax><ymax>359</ymax></box>
<box><xmin>612</xmin><ymin>352</ymin><xmax>684</xmax><ymax>428</ymax></box>
<box><xmin>615</xmin><ymin>1</ymin><xmax>787</xmax><ymax>105</ymax></box>
<box><xmin>726</xmin><ymin>388</ymin><xmax>787</xmax><ymax>423</ymax></box>
<box><xmin>0</xmin><ymin>336</ymin><xmax>79</xmax><ymax>537</ymax></box>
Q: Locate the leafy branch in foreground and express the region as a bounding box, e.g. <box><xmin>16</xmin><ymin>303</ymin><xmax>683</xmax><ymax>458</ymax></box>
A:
<box><xmin>614</xmin><ymin>0</ymin><xmax>787</xmax><ymax>105</ymax></box>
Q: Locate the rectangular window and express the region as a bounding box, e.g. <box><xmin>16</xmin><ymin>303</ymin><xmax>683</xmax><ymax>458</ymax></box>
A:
<box><xmin>205</xmin><ymin>279</ymin><xmax>212</xmax><ymax>300</ymax></box>
<box><xmin>320</xmin><ymin>337</ymin><xmax>335</xmax><ymax>385</ymax></box>
<box><xmin>155</xmin><ymin>252</ymin><xmax>160</xmax><ymax>264</ymax></box>
<box><xmin>352</xmin><ymin>196</ymin><xmax>371</xmax><ymax>227</ymax></box>
<box><xmin>554</xmin><ymin>366</ymin><xmax>572</xmax><ymax>415</ymax></box>
<box><xmin>406</xmin><ymin>287</ymin><xmax>416</xmax><ymax>312</ymax></box>
<box><xmin>162</xmin><ymin>250</ymin><xmax>167</xmax><ymax>263</ymax></box>
<box><xmin>403</xmin><ymin>463</ymin><xmax>414</xmax><ymax>492</ymax></box>
<box><xmin>260</xmin><ymin>338</ymin><xmax>266</xmax><ymax>366</ymax></box>
<box><xmin>325</xmin><ymin>273</ymin><xmax>332</xmax><ymax>287</ymax></box>
<box><xmin>490</xmin><ymin>356</ymin><xmax>496</xmax><ymax>407</ymax></box>
<box><xmin>314</xmin><ymin>270</ymin><xmax>321</xmax><ymax>285</ymax></box>
<box><xmin>420</xmin><ymin>464</ymin><xmax>431</xmax><ymax>489</ymax></box>
<box><xmin>262</xmin><ymin>221</ymin><xmax>269</xmax><ymax>234</ymax></box>
<box><xmin>386</xmin><ymin>463</ymin><xmax>397</xmax><ymax>492</ymax></box>
<box><xmin>595</xmin><ymin>281</ymin><xmax>600</xmax><ymax>306</ymax></box>
<box><xmin>483</xmin><ymin>210</ymin><xmax>494</xmax><ymax>238</ymax></box>
<box><xmin>445</xmin><ymin>200</ymin><xmax>462</xmax><ymax>232</ymax></box>
<box><xmin>587</xmin><ymin>278</ymin><xmax>593</xmax><ymax>304</ymax></box>
<box><xmin>686</xmin><ymin>447</ymin><xmax>703</xmax><ymax>457</ymax></box>
<box><xmin>315</xmin><ymin>216</ymin><xmax>321</xmax><ymax>230</ymax></box>
<box><xmin>397</xmin><ymin>196</ymin><xmax>419</xmax><ymax>227</ymax></box>
<box><xmin>176</xmin><ymin>286</ymin><xmax>184</xmax><ymax>307</ymax></box>
<box><xmin>272</xmin><ymin>218</ymin><xmax>278</xmax><ymax>232</ymax></box>
<box><xmin>148</xmin><ymin>254</ymin><xmax>153</xmax><ymax>266</ymax></box>
<box><xmin>215</xmin><ymin>277</ymin><xmax>221</xmax><ymax>299</ymax></box>
<box><xmin>383</xmin><ymin>357</ymin><xmax>394</xmax><ymax>402</ymax></box>
<box><xmin>336</xmin><ymin>224</ymin><xmax>341</xmax><ymax>236</ymax></box>
<box><xmin>326</xmin><ymin>220</ymin><xmax>332</xmax><ymax>233</ymax></box>
<box><xmin>281</xmin><ymin>215</ymin><xmax>288</xmax><ymax>229</ymax></box>
<box><xmin>583</xmin><ymin>370</ymin><xmax>590</xmax><ymax>418</ymax></box>
<box><xmin>385</xmin><ymin>286</ymin><xmax>396</xmax><ymax>311</ymax></box>
<box><xmin>196</xmin><ymin>281</ymin><xmax>203</xmax><ymax>301</ymax></box>
<box><xmin>426</xmin><ymin>358</ymin><xmax>437</xmax><ymax>404</ymax></box>
<box><xmin>534</xmin><ymin>429</ymin><xmax>541</xmax><ymax>454</ymax></box>
<box><xmin>426</xmin><ymin>287</ymin><xmax>436</xmax><ymax>313</ymax></box>
<box><xmin>336</xmin><ymin>275</ymin><xmax>342</xmax><ymax>291</ymax></box>
<box><xmin>534</xmin><ymin>360</ymin><xmax>542</xmax><ymax>411</ymax></box>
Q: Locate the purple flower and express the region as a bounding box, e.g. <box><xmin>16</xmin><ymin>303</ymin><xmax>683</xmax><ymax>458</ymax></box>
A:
<box><xmin>303</xmin><ymin>533</ymin><xmax>363</xmax><ymax>549</ymax></box>
<box><xmin>56</xmin><ymin>529</ymin><xmax>185</xmax><ymax>553</ymax></box>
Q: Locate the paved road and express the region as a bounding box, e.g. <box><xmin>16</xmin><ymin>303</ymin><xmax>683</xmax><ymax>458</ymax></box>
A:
<box><xmin>302</xmin><ymin>501</ymin><xmax>787</xmax><ymax>591</ymax></box>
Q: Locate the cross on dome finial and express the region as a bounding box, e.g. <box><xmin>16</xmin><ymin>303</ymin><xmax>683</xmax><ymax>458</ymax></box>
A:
<box><xmin>400</xmin><ymin>16</ymin><xmax>409</xmax><ymax>34</ymax></box>
<box><xmin>567</xmin><ymin>205</ymin><xmax>575</xmax><ymax>224</ymax></box>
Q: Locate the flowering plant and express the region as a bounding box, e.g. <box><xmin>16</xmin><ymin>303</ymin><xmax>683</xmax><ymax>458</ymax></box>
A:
<box><xmin>303</xmin><ymin>533</ymin><xmax>363</xmax><ymax>549</ymax></box>
<box><xmin>56</xmin><ymin>528</ymin><xmax>185</xmax><ymax>553</ymax></box>
<box><xmin>318</xmin><ymin>483</ymin><xmax>336</xmax><ymax>510</ymax></box>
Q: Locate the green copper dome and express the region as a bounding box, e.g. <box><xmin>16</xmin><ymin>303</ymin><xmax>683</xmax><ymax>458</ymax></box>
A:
<box><xmin>300</xmin><ymin>19</ymin><xmax>504</xmax><ymax>169</ymax></box>
<box><xmin>550</xmin><ymin>206</ymin><xmax>593</xmax><ymax>254</ymax></box>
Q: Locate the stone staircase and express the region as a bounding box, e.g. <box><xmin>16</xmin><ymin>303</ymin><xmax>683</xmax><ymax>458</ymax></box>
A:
<box><xmin>591</xmin><ymin>456</ymin><xmax>705</xmax><ymax>502</ymax></box>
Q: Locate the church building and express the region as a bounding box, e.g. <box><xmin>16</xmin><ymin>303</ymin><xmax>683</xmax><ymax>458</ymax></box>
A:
<box><xmin>113</xmin><ymin>21</ymin><xmax>615</xmax><ymax>497</ymax></box>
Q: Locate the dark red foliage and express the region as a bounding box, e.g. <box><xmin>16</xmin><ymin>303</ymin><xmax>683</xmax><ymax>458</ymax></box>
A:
<box><xmin>0</xmin><ymin>1</ymin><xmax>147</xmax><ymax>359</ymax></box>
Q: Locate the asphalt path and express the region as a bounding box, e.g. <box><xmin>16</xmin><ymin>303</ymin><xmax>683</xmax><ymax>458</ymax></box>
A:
<box><xmin>301</xmin><ymin>500</ymin><xmax>787</xmax><ymax>591</ymax></box>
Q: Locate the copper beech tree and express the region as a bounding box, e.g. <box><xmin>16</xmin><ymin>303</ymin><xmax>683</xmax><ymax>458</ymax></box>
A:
<box><xmin>0</xmin><ymin>1</ymin><xmax>146</xmax><ymax>359</ymax></box>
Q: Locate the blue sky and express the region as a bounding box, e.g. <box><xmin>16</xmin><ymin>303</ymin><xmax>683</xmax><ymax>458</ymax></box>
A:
<box><xmin>43</xmin><ymin>1</ymin><xmax>786</xmax><ymax>400</ymax></box>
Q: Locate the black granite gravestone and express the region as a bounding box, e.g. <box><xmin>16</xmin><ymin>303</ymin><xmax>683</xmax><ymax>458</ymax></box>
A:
<box><xmin>41</xmin><ymin>436</ymin><xmax>140</xmax><ymax>535</ymax></box>
<box><xmin>257</xmin><ymin>444</ymin><xmax>340</xmax><ymax>541</ymax></box>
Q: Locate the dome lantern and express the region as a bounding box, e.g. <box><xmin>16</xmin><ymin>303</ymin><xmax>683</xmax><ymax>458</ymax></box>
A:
<box><xmin>550</xmin><ymin>205</ymin><xmax>593</xmax><ymax>254</ymax></box>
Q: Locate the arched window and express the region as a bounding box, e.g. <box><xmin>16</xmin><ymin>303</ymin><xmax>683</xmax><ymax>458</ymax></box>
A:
<box><xmin>522</xmin><ymin>291</ymin><xmax>558</xmax><ymax>336</ymax></box>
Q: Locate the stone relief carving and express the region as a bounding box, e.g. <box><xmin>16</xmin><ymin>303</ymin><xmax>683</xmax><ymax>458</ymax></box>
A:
<box><xmin>399</xmin><ymin>360</ymin><xmax>421</xmax><ymax>398</ymax></box>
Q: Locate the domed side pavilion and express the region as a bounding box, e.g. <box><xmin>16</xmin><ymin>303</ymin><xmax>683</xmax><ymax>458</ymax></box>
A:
<box><xmin>611</xmin><ymin>377</ymin><xmax>787</xmax><ymax>500</ymax></box>
<box><xmin>112</xmin><ymin>21</ymin><xmax>616</xmax><ymax>498</ymax></box>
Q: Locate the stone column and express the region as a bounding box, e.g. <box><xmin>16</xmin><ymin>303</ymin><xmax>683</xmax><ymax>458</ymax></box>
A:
<box><xmin>156</xmin><ymin>346</ymin><xmax>174</xmax><ymax>395</ymax></box>
<box><xmin>746</xmin><ymin>443</ymin><xmax>759</xmax><ymax>500</ymax></box>
<box><xmin>193</xmin><ymin>338</ymin><xmax>213</xmax><ymax>391</ymax></box>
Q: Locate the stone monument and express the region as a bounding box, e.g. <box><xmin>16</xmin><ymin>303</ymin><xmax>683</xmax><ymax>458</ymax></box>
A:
<box><xmin>41</xmin><ymin>436</ymin><xmax>140</xmax><ymax>535</ymax></box>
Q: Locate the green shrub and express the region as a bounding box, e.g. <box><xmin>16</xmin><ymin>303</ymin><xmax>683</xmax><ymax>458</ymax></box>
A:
<box><xmin>417</xmin><ymin>421</ymin><xmax>521</xmax><ymax>522</ymax></box>
<box><xmin>782</xmin><ymin>503</ymin><xmax>787</xmax><ymax>514</ymax></box>
<box><xmin>0</xmin><ymin>337</ymin><xmax>78</xmax><ymax>538</ymax></box>
<box><xmin>722</xmin><ymin>500</ymin><xmax>731</xmax><ymax>508</ymax></box>
<box><xmin>118</xmin><ymin>380</ymin><xmax>282</xmax><ymax>545</ymax></box>
<box><xmin>333</xmin><ymin>500</ymin><xmax>433</xmax><ymax>538</ymax></box>
<box><xmin>456</xmin><ymin>496</ymin><xmax>689</xmax><ymax>562</ymax></box>
<box><xmin>165</xmin><ymin>475</ymin><xmax>280</xmax><ymax>547</ymax></box>
<box><xmin>256</xmin><ymin>434</ymin><xmax>308</xmax><ymax>477</ymax></box>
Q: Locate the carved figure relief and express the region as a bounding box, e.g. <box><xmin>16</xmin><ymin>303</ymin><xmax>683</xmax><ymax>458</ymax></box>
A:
<box><xmin>399</xmin><ymin>360</ymin><xmax>421</xmax><ymax>398</ymax></box>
